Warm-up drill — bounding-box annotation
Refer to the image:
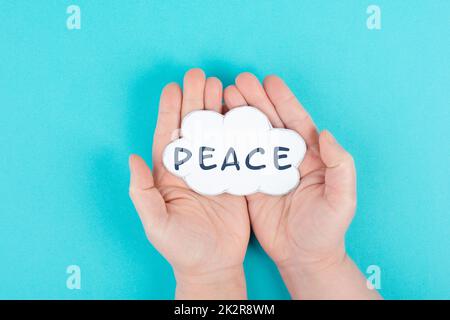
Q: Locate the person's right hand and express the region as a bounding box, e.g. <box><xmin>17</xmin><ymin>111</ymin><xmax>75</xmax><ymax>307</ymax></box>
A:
<box><xmin>129</xmin><ymin>69</ymin><xmax>249</xmax><ymax>299</ymax></box>
<box><xmin>224</xmin><ymin>73</ymin><xmax>381</xmax><ymax>299</ymax></box>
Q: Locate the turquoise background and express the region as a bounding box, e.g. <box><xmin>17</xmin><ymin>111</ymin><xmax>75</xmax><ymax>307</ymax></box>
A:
<box><xmin>0</xmin><ymin>0</ymin><xmax>449</xmax><ymax>299</ymax></box>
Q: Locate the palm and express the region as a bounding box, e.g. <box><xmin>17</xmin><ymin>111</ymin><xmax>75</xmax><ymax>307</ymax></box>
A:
<box><xmin>223</xmin><ymin>73</ymin><xmax>356</xmax><ymax>266</ymax></box>
<box><xmin>129</xmin><ymin>69</ymin><xmax>250</xmax><ymax>276</ymax></box>
<box><xmin>154</xmin><ymin>183</ymin><xmax>248</xmax><ymax>273</ymax></box>
<box><xmin>247</xmin><ymin>156</ymin><xmax>345</xmax><ymax>265</ymax></box>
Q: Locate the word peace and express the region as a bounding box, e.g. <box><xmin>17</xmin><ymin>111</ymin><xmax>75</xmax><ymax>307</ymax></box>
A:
<box><xmin>174</xmin><ymin>146</ymin><xmax>292</xmax><ymax>171</ymax></box>
<box><xmin>163</xmin><ymin>107</ymin><xmax>306</xmax><ymax>196</ymax></box>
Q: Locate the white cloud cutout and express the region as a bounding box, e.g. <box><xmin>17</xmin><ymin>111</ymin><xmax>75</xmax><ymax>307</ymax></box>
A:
<box><xmin>163</xmin><ymin>106</ymin><xmax>306</xmax><ymax>196</ymax></box>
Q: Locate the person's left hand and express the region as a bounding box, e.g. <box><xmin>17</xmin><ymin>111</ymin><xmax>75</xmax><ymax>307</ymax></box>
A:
<box><xmin>129</xmin><ymin>69</ymin><xmax>249</xmax><ymax>299</ymax></box>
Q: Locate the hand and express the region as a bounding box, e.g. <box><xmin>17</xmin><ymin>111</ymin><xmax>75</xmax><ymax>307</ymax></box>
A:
<box><xmin>129</xmin><ymin>69</ymin><xmax>250</xmax><ymax>299</ymax></box>
<box><xmin>224</xmin><ymin>73</ymin><xmax>381</xmax><ymax>299</ymax></box>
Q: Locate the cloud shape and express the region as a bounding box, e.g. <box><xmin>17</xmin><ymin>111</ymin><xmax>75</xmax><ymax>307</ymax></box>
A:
<box><xmin>163</xmin><ymin>106</ymin><xmax>306</xmax><ymax>195</ymax></box>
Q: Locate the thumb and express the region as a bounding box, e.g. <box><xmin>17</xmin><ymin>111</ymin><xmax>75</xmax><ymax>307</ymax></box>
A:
<box><xmin>319</xmin><ymin>130</ymin><xmax>356</xmax><ymax>213</ymax></box>
<box><xmin>129</xmin><ymin>154</ymin><xmax>167</xmax><ymax>240</ymax></box>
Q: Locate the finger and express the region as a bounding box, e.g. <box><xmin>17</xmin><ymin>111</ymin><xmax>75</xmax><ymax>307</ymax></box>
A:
<box><xmin>129</xmin><ymin>154</ymin><xmax>168</xmax><ymax>240</ymax></box>
<box><xmin>181</xmin><ymin>68</ymin><xmax>206</xmax><ymax>117</ymax></box>
<box><xmin>263</xmin><ymin>75</ymin><xmax>323</xmax><ymax>176</ymax></box>
<box><xmin>222</xmin><ymin>104</ymin><xmax>229</xmax><ymax>114</ymax></box>
<box><xmin>204</xmin><ymin>77</ymin><xmax>223</xmax><ymax>113</ymax></box>
<box><xmin>235</xmin><ymin>72</ymin><xmax>284</xmax><ymax>127</ymax></box>
<box><xmin>152</xmin><ymin>82</ymin><xmax>182</xmax><ymax>173</ymax></box>
<box><xmin>263</xmin><ymin>75</ymin><xmax>319</xmax><ymax>147</ymax></box>
<box><xmin>223</xmin><ymin>85</ymin><xmax>247</xmax><ymax>109</ymax></box>
<box><xmin>319</xmin><ymin>131</ymin><xmax>356</xmax><ymax>213</ymax></box>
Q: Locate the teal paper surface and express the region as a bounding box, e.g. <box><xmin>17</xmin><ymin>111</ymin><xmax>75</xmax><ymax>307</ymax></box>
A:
<box><xmin>0</xmin><ymin>0</ymin><xmax>449</xmax><ymax>299</ymax></box>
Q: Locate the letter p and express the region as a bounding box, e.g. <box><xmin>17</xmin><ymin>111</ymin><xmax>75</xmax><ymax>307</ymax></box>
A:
<box><xmin>174</xmin><ymin>147</ymin><xmax>192</xmax><ymax>171</ymax></box>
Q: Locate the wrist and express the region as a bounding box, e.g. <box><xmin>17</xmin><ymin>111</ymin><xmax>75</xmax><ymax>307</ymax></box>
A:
<box><xmin>277</xmin><ymin>247</ymin><xmax>347</xmax><ymax>279</ymax></box>
<box><xmin>277</xmin><ymin>249</ymin><xmax>347</xmax><ymax>298</ymax></box>
<box><xmin>174</xmin><ymin>265</ymin><xmax>247</xmax><ymax>300</ymax></box>
<box><xmin>277</xmin><ymin>253</ymin><xmax>381</xmax><ymax>300</ymax></box>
